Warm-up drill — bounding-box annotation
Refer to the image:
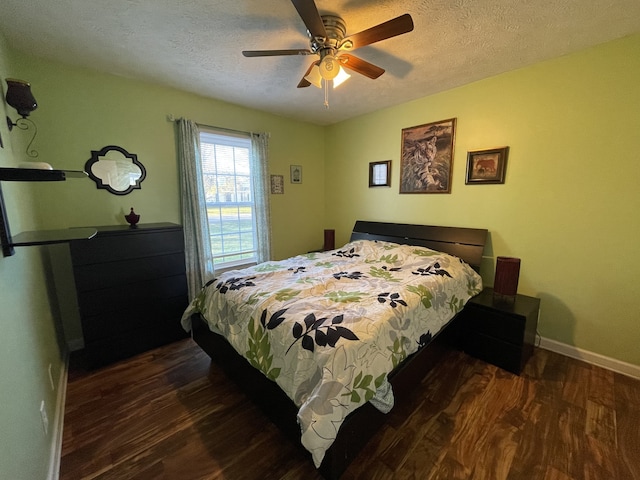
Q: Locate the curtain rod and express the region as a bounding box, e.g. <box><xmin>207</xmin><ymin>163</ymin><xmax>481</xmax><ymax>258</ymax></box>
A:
<box><xmin>167</xmin><ymin>114</ymin><xmax>254</xmax><ymax>137</ymax></box>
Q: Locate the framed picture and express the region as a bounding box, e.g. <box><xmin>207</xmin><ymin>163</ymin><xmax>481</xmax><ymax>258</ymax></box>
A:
<box><xmin>369</xmin><ymin>160</ymin><xmax>391</xmax><ymax>187</ymax></box>
<box><xmin>270</xmin><ymin>174</ymin><xmax>284</xmax><ymax>194</ymax></box>
<box><xmin>465</xmin><ymin>147</ymin><xmax>509</xmax><ymax>184</ymax></box>
<box><xmin>400</xmin><ymin>118</ymin><xmax>456</xmax><ymax>194</ymax></box>
<box><xmin>290</xmin><ymin>165</ymin><xmax>302</xmax><ymax>184</ymax></box>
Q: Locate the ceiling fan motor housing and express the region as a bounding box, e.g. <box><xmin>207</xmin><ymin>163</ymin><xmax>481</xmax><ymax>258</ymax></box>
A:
<box><xmin>309</xmin><ymin>15</ymin><xmax>349</xmax><ymax>58</ymax></box>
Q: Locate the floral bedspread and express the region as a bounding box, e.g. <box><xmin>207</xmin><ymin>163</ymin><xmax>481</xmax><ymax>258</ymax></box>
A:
<box><xmin>181</xmin><ymin>240</ymin><xmax>482</xmax><ymax>467</ymax></box>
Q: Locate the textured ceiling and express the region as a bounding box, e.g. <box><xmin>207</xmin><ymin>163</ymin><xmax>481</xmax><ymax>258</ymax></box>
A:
<box><xmin>1</xmin><ymin>0</ymin><xmax>640</xmax><ymax>126</ymax></box>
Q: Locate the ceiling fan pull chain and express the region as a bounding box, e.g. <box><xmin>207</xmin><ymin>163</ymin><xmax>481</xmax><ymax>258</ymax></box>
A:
<box><xmin>324</xmin><ymin>79</ymin><xmax>330</xmax><ymax>108</ymax></box>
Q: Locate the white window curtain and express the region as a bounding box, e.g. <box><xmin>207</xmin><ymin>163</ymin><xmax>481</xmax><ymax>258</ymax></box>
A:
<box><xmin>176</xmin><ymin>118</ymin><xmax>271</xmax><ymax>300</ymax></box>
<box><xmin>176</xmin><ymin>118</ymin><xmax>213</xmax><ymax>300</ymax></box>
<box><xmin>249</xmin><ymin>132</ymin><xmax>272</xmax><ymax>265</ymax></box>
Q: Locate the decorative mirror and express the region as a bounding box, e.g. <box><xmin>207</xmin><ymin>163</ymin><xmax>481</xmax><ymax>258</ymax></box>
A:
<box><xmin>85</xmin><ymin>145</ymin><xmax>146</xmax><ymax>195</ymax></box>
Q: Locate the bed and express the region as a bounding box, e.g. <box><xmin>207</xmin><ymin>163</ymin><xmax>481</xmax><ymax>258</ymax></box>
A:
<box><xmin>182</xmin><ymin>220</ymin><xmax>487</xmax><ymax>479</ymax></box>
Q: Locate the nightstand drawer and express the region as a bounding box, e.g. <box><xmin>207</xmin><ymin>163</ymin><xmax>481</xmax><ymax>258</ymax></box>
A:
<box><xmin>458</xmin><ymin>288</ymin><xmax>540</xmax><ymax>375</ymax></box>
<box><xmin>461</xmin><ymin>306</ymin><xmax>525</xmax><ymax>346</ymax></box>
<box><xmin>462</xmin><ymin>331</ymin><xmax>524</xmax><ymax>375</ymax></box>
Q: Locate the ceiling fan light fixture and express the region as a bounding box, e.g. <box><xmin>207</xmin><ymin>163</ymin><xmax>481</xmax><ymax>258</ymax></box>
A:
<box><xmin>319</xmin><ymin>54</ymin><xmax>340</xmax><ymax>80</ymax></box>
<box><xmin>332</xmin><ymin>67</ymin><xmax>351</xmax><ymax>88</ymax></box>
<box><xmin>304</xmin><ymin>65</ymin><xmax>323</xmax><ymax>89</ymax></box>
<box><xmin>305</xmin><ymin>64</ymin><xmax>350</xmax><ymax>89</ymax></box>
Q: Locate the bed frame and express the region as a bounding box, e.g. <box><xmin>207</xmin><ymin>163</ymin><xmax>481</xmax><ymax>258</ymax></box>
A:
<box><xmin>190</xmin><ymin>221</ymin><xmax>487</xmax><ymax>479</ymax></box>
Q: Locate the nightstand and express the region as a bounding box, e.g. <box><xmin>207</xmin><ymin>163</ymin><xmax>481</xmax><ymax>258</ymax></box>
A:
<box><xmin>458</xmin><ymin>287</ymin><xmax>540</xmax><ymax>374</ymax></box>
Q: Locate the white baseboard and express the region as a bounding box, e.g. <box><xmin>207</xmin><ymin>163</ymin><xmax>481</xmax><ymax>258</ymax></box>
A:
<box><xmin>47</xmin><ymin>353</ymin><xmax>69</xmax><ymax>480</ymax></box>
<box><xmin>539</xmin><ymin>337</ymin><xmax>640</xmax><ymax>379</ymax></box>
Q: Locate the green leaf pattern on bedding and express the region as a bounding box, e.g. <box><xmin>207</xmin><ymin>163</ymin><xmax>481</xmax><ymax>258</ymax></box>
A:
<box><xmin>246</xmin><ymin>316</ymin><xmax>281</xmax><ymax>381</ymax></box>
<box><xmin>343</xmin><ymin>371</ymin><xmax>386</xmax><ymax>403</ymax></box>
<box><xmin>180</xmin><ymin>239</ymin><xmax>482</xmax><ymax>468</ymax></box>
<box><xmin>323</xmin><ymin>290</ymin><xmax>368</xmax><ymax>303</ymax></box>
<box><xmin>448</xmin><ymin>294</ymin><xmax>465</xmax><ymax>313</ymax></box>
<box><xmin>314</xmin><ymin>261</ymin><xmax>335</xmax><ymax>268</ymax></box>
<box><xmin>274</xmin><ymin>288</ymin><xmax>301</xmax><ymax>301</ymax></box>
<box><xmin>406</xmin><ymin>284</ymin><xmax>434</xmax><ymax>308</ymax></box>
<box><xmin>387</xmin><ymin>334</ymin><xmax>410</xmax><ymax>368</ymax></box>
<box><xmin>369</xmin><ymin>265</ymin><xmax>401</xmax><ymax>281</ymax></box>
<box><xmin>192</xmin><ymin>287</ymin><xmax>208</xmax><ymax>315</ymax></box>
<box><xmin>244</xmin><ymin>291</ymin><xmax>269</xmax><ymax>306</ymax></box>
<box><xmin>254</xmin><ymin>263</ymin><xmax>283</xmax><ymax>272</ymax></box>
<box><xmin>412</xmin><ymin>248</ymin><xmax>441</xmax><ymax>258</ymax></box>
<box><xmin>467</xmin><ymin>276</ymin><xmax>482</xmax><ymax>296</ymax></box>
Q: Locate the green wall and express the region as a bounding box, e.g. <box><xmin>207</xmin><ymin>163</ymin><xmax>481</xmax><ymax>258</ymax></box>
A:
<box><xmin>325</xmin><ymin>33</ymin><xmax>640</xmax><ymax>366</ymax></box>
<box><xmin>0</xmin><ymin>33</ymin><xmax>67</xmax><ymax>480</ymax></box>
<box><xmin>0</xmin><ymin>37</ymin><xmax>325</xmax><ymax>479</ymax></box>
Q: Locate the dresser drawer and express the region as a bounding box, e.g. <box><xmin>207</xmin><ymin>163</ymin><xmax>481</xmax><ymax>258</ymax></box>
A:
<box><xmin>84</xmin><ymin>320</ymin><xmax>189</xmax><ymax>368</ymax></box>
<box><xmin>73</xmin><ymin>252</ymin><xmax>186</xmax><ymax>292</ymax></box>
<box><xmin>81</xmin><ymin>295</ymin><xmax>188</xmax><ymax>342</ymax></box>
<box><xmin>77</xmin><ymin>274</ymin><xmax>187</xmax><ymax>317</ymax></box>
<box><xmin>70</xmin><ymin>227</ymin><xmax>184</xmax><ymax>265</ymax></box>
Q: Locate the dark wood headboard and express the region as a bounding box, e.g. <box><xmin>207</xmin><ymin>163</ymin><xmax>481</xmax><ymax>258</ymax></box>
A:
<box><xmin>350</xmin><ymin>220</ymin><xmax>487</xmax><ymax>271</ymax></box>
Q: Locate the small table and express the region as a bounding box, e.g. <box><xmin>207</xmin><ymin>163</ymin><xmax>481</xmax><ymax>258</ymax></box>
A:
<box><xmin>458</xmin><ymin>287</ymin><xmax>540</xmax><ymax>374</ymax></box>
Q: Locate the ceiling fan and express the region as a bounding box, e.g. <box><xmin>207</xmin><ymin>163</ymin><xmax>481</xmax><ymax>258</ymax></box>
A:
<box><xmin>242</xmin><ymin>0</ymin><xmax>414</xmax><ymax>90</ymax></box>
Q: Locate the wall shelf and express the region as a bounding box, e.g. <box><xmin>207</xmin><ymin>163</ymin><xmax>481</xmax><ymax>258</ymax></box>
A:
<box><xmin>9</xmin><ymin>228</ymin><xmax>98</xmax><ymax>247</ymax></box>
<box><xmin>0</xmin><ymin>167</ymin><xmax>95</xmax><ymax>257</ymax></box>
<box><xmin>0</xmin><ymin>167</ymin><xmax>87</xmax><ymax>182</ymax></box>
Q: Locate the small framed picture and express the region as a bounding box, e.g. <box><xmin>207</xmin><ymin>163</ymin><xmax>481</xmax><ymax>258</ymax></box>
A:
<box><xmin>270</xmin><ymin>174</ymin><xmax>284</xmax><ymax>194</ymax></box>
<box><xmin>290</xmin><ymin>165</ymin><xmax>302</xmax><ymax>184</ymax></box>
<box><xmin>465</xmin><ymin>147</ymin><xmax>509</xmax><ymax>184</ymax></box>
<box><xmin>369</xmin><ymin>160</ymin><xmax>391</xmax><ymax>187</ymax></box>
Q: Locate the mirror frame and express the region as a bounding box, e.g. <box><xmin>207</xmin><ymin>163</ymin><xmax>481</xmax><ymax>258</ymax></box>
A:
<box><xmin>85</xmin><ymin>145</ymin><xmax>146</xmax><ymax>195</ymax></box>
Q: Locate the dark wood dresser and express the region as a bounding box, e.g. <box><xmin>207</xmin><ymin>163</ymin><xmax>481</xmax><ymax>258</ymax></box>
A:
<box><xmin>458</xmin><ymin>287</ymin><xmax>540</xmax><ymax>375</ymax></box>
<box><xmin>69</xmin><ymin>223</ymin><xmax>189</xmax><ymax>367</ymax></box>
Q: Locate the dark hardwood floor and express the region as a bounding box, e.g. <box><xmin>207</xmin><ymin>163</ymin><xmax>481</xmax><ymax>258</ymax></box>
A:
<box><xmin>61</xmin><ymin>338</ymin><xmax>640</xmax><ymax>480</ymax></box>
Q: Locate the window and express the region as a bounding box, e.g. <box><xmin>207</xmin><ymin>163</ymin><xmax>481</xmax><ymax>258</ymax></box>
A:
<box><xmin>199</xmin><ymin>130</ymin><xmax>257</xmax><ymax>270</ymax></box>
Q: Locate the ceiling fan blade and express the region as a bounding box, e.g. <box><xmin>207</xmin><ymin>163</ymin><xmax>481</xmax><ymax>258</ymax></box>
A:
<box><xmin>243</xmin><ymin>49</ymin><xmax>312</xmax><ymax>57</ymax></box>
<box><xmin>297</xmin><ymin>60</ymin><xmax>320</xmax><ymax>88</ymax></box>
<box><xmin>339</xmin><ymin>54</ymin><xmax>385</xmax><ymax>79</ymax></box>
<box><xmin>342</xmin><ymin>13</ymin><xmax>414</xmax><ymax>50</ymax></box>
<box><xmin>291</xmin><ymin>0</ymin><xmax>327</xmax><ymax>38</ymax></box>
